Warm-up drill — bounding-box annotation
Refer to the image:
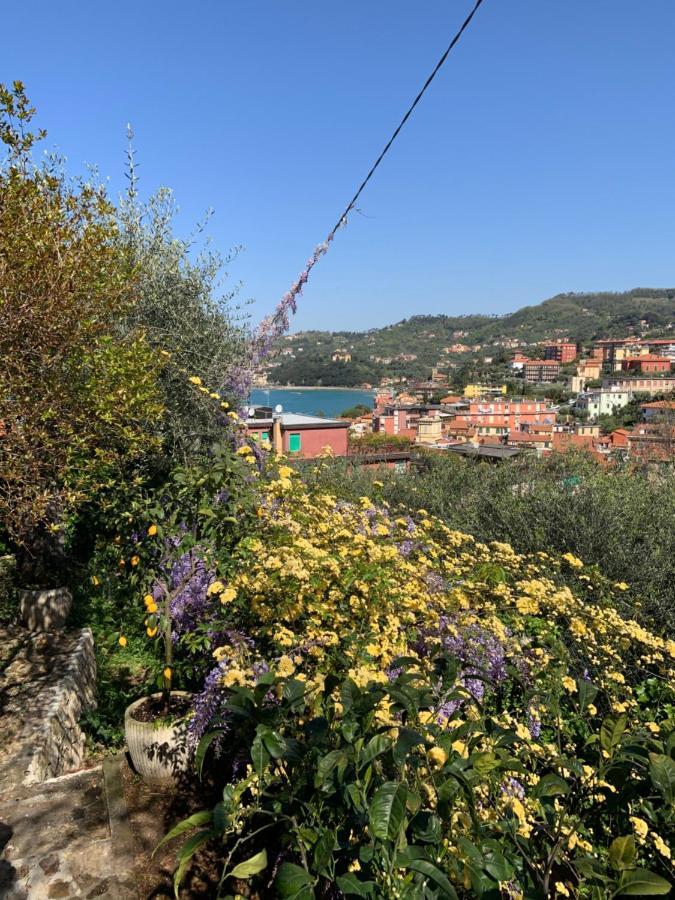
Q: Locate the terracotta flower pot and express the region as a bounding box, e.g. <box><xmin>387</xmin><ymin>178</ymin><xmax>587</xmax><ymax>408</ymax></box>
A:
<box><xmin>19</xmin><ymin>586</ymin><xmax>72</xmax><ymax>631</ymax></box>
<box><xmin>124</xmin><ymin>691</ymin><xmax>192</xmax><ymax>787</ymax></box>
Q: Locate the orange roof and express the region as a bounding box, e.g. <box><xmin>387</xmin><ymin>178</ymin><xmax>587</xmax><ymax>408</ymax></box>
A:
<box><xmin>508</xmin><ymin>431</ymin><xmax>552</xmax><ymax>443</ymax></box>
<box><xmin>525</xmin><ymin>359</ymin><xmax>561</xmax><ymax>366</ymax></box>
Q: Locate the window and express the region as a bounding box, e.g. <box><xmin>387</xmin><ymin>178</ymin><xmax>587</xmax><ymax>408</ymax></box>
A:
<box><xmin>289</xmin><ymin>433</ymin><xmax>302</xmax><ymax>453</ymax></box>
<box><xmin>261</xmin><ymin>431</ymin><xmax>269</xmax><ymax>442</ymax></box>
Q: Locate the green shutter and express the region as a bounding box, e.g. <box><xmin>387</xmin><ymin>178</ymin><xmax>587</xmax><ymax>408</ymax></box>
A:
<box><xmin>289</xmin><ymin>433</ymin><xmax>302</xmax><ymax>453</ymax></box>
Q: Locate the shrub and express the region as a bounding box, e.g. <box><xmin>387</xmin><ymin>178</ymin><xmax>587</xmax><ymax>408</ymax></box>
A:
<box><xmin>0</xmin><ymin>82</ymin><xmax>164</xmax><ymax>579</ymax></box>
<box><xmin>306</xmin><ymin>452</ymin><xmax>675</xmax><ymax>634</ymax></box>
<box><xmin>148</xmin><ymin>469</ymin><xmax>675</xmax><ymax>896</ymax></box>
<box><xmin>118</xmin><ymin>160</ymin><xmax>252</xmax><ymax>462</ymax></box>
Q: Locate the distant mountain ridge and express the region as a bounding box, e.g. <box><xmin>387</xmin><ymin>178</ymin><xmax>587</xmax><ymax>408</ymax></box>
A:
<box><xmin>266</xmin><ymin>288</ymin><xmax>675</xmax><ymax>386</ymax></box>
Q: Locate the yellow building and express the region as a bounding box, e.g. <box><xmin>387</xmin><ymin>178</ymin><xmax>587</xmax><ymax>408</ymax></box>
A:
<box><xmin>463</xmin><ymin>383</ymin><xmax>507</xmax><ymax>399</ymax></box>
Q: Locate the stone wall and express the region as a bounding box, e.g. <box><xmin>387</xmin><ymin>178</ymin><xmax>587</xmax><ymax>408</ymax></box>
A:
<box><xmin>0</xmin><ymin>627</ymin><xmax>97</xmax><ymax>789</ymax></box>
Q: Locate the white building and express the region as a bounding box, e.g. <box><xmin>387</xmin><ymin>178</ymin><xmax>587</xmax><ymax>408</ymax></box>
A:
<box><xmin>575</xmin><ymin>386</ymin><xmax>632</xmax><ymax>419</ymax></box>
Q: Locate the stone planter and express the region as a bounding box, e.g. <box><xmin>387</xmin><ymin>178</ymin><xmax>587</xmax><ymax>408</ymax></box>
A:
<box><xmin>124</xmin><ymin>691</ymin><xmax>192</xmax><ymax>787</ymax></box>
<box><xmin>19</xmin><ymin>585</ymin><xmax>72</xmax><ymax>631</ymax></box>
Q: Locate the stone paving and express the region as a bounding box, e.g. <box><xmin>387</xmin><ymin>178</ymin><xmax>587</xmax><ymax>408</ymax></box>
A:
<box><xmin>0</xmin><ymin>763</ymin><xmax>136</xmax><ymax>899</ymax></box>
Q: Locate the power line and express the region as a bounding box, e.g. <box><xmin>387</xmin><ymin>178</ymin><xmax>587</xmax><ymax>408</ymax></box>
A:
<box><xmin>329</xmin><ymin>0</ymin><xmax>486</xmax><ymax>237</ymax></box>
<box><xmin>253</xmin><ymin>0</ymin><xmax>487</xmax><ymax>372</ymax></box>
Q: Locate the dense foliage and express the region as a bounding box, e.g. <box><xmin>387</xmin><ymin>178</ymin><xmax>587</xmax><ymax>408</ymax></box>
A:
<box><xmin>108</xmin><ymin>462</ymin><xmax>675</xmax><ymax>897</ymax></box>
<box><xmin>118</xmin><ymin>157</ymin><xmax>251</xmax><ymax>461</ymax></box>
<box><xmin>306</xmin><ymin>453</ymin><xmax>675</xmax><ymax>635</ymax></box>
<box><xmin>0</xmin><ymin>82</ymin><xmax>164</xmax><ymax>577</ymax></box>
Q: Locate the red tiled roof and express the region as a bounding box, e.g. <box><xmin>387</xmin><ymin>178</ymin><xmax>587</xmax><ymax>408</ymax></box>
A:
<box><xmin>508</xmin><ymin>431</ymin><xmax>552</xmax><ymax>443</ymax></box>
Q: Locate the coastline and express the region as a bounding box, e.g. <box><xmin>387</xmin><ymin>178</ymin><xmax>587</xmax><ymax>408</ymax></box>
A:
<box><xmin>252</xmin><ymin>385</ymin><xmax>375</xmax><ymax>392</ymax></box>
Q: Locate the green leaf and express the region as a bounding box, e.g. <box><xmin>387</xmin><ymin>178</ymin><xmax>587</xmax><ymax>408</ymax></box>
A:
<box><xmin>251</xmin><ymin>733</ymin><xmax>270</xmax><ymax>775</ymax></box>
<box><xmin>227</xmin><ymin>848</ymin><xmax>268</xmax><ymax>880</ymax></box>
<box><xmin>260</xmin><ymin>727</ymin><xmax>288</xmax><ymax>758</ymax></box>
<box><xmin>345</xmin><ymin>782</ymin><xmax>365</xmax><ymax>812</ymax></box>
<box><xmin>609</xmin><ymin>836</ymin><xmax>636</xmax><ymax>872</ymax></box>
<box><xmin>615</xmin><ymin>869</ymin><xmax>672</xmax><ymax>895</ymax></box>
<box><xmin>315</xmin><ymin>749</ymin><xmax>344</xmax><ymax>788</ymax></box>
<box><xmin>195</xmin><ymin>728</ymin><xmax>226</xmax><ymax>780</ymax></box>
<box><xmin>483</xmin><ymin>848</ymin><xmax>514</xmax><ymax>882</ymax></box>
<box><xmin>173</xmin><ymin>828</ymin><xmax>219</xmax><ymax>897</ymax></box>
<box><xmin>283</xmin><ymin>678</ymin><xmax>307</xmax><ymax>709</ymax></box>
<box><xmin>152</xmin><ymin>810</ymin><xmax>212</xmax><ymax>856</ymax></box>
<box><xmin>393</xmin><ymin>728</ymin><xmax>425</xmax><ymax>767</ymax></box>
<box><xmin>276</xmin><ymin>862</ymin><xmax>315</xmax><ymax>898</ymax></box>
<box><xmin>212</xmin><ymin>801</ymin><xmax>228</xmax><ymax>833</ymax></box>
<box><xmin>411</xmin><ymin>811</ymin><xmax>442</xmax><ymax>843</ymax></box>
<box><xmin>407</xmin><ymin>858</ymin><xmax>458</xmax><ymax>898</ymax></box>
<box><xmin>471</xmin><ymin>751</ymin><xmax>500</xmax><ymax>775</ymax></box>
<box><xmin>336</xmin><ymin>873</ymin><xmax>376</xmax><ymax>897</ymax></box>
<box><xmin>535</xmin><ymin>773</ymin><xmax>570</xmax><ymax>798</ymax></box>
<box><xmin>313</xmin><ymin>830</ymin><xmax>335</xmax><ymax>875</ymax></box>
<box><xmin>359</xmin><ymin>734</ymin><xmax>391</xmax><ymax>770</ymax></box>
<box><xmin>369</xmin><ymin>781</ymin><xmax>408</xmax><ymax>842</ymax></box>
<box><xmin>649</xmin><ymin>753</ymin><xmax>675</xmax><ymax>805</ymax></box>
<box><xmin>600</xmin><ymin>715</ymin><xmax>628</xmax><ymax>754</ymax></box>
<box><xmin>578</xmin><ymin>678</ymin><xmax>599</xmax><ymax>712</ymax></box>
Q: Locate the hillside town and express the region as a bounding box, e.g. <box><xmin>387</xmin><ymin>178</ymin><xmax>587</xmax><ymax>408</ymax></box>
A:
<box><xmin>250</xmin><ymin>335</ymin><xmax>675</xmax><ymax>464</ymax></box>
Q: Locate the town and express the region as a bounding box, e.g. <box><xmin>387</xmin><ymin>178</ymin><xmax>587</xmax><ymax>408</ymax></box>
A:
<box><xmin>249</xmin><ymin>334</ymin><xmax>675</xmax><ymax>464</ymax></box>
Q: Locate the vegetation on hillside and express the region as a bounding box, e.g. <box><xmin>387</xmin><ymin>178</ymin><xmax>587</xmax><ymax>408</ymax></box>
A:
<box><xmin>269</xmin><ymin>289</ymin><xmax>675</xmax><ymax>385</ymax></box>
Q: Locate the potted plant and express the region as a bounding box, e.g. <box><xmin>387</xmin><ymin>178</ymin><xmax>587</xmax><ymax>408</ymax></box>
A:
<box><xmin>122</xmin><ymin>442</ymin><xmax>259</xmax><ymax>786</ymax></box>
<box><xmin>123</xmin><ymin>556</ymin><xmax>196</xmax><ymax>787</ymax></box>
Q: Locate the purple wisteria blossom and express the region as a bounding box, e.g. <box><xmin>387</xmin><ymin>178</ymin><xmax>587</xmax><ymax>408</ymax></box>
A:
<box><xmin>166</xmin><ymin>551</ymin><xmax>213</xmax><ymax>638</ymax></box>
<box><xmin>425</xmin><ymin>571</ymin><xmax>447</xmax><ymax>594</ymax></box>
<box><xmin>501</xmin><ymin>777</ymin><xmax>526</xmax><ymax>800</ymax></box>
<box><xmin>397</xmin><ymin>539</ymin><xmax>414</xmax><ymax>558</ymax></box>
<box><xmin>414</xmin><ymin>616</ymin><xmax>511</xmax><ymax>726</ymax></box>
<box><xmin>226</xmin><ymin>229</ymin><xmax>344</xmax><ymax>400</ymax></box>
<box><xmin>189</xmin><ymin>660</ymin><xmax>230</xmax><ymax>747</ymax></box>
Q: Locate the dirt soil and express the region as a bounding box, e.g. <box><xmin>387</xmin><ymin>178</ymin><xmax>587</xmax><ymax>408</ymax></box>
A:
<box><xmin>121</xmin><ymin>753</ymin><xmax>225</xmax><ymax>898</ymax></box>
<box><xmin>129</xmin><ymin>694</ymin><xmax>192</xmax><ymax>724</ymax></box>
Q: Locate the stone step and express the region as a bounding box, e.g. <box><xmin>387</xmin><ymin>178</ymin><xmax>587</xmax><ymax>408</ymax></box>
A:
<box><xmin>0</xmin><ymin>764</ymin><xmax>136</xmax><ymax>899</ymax></box>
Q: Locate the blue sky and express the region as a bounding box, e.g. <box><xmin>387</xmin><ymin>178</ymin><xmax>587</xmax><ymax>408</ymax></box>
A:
<box><xmin>3</xmin><ymin>0</ymin><xmax>675</xmax><ymax>331</ymax></box>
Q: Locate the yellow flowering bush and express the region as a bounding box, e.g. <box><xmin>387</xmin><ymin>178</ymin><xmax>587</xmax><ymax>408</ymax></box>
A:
<box><xmin>164</xmin><ymin>466</ymin><xmax>674</xmax><ymax>898</ymax></box>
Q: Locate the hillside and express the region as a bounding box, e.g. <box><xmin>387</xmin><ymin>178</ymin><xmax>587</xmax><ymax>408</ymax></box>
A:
<box><xmin>265</xmin><ymin>288</ymin><xmax>675</xmax><ymax>386</ymax></box>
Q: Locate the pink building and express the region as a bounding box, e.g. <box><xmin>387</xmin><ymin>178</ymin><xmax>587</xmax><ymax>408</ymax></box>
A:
<box><xmin>245</xmin><ymin>410</ymin><xmax>349</xmax><ymax>458</ymax></box>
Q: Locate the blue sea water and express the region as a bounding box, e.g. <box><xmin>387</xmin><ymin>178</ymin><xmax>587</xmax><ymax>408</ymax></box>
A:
<box><xmin>249</xmin><ymin>387</ymin><xmax>374</xmax><ymax>418</ymax></box>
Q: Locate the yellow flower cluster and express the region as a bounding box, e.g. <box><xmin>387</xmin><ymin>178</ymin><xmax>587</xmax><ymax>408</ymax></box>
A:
<box><xmin>205</xmin><ymin>476</ymin><xmax>674</xmax><ymax>716</ymax></box>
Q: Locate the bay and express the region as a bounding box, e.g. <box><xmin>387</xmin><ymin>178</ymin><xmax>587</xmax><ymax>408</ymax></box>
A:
<box><xmin>249</xmin><ymin>387</ymin><xmax>374</xmax><ymax>418</ymax></box>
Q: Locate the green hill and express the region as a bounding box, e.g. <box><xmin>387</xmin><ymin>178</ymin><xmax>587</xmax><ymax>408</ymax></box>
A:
<box><xmin>265</xmin><ymin>288</ymin><xmax>675</xmax><ymax>386</ymax></box>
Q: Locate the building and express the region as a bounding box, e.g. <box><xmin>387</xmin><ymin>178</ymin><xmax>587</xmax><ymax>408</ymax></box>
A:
<box><xmin>575</xmin><ymin>387</ymin><xmax>632</xmax><ymax>419</ymax></box>
<box><xmin>523</xmin><ymin>360</ymin><xmax>561</xmax><ymax>383</ymax></box>
<box><xmin>509</xmin><ymin>352</ymin><xmax>529</xmax><ymax>372</ymax></box>
<box><xmin>640</xmin><ymin>400</ymin><xmax>675</xmax><ymax>421</ymax></box>
<box><xmin>331</xmin><ymin>350</ymin><xmax>352</xmax><ymax>363</ymax></box>
<box><xmin>506</xmin><ymin>430</ymin><xmax>553</xmax><ymax>455</ymax></box>
<box><xmin>621</xmin><ymin>355</ymin><xmax>671</xmax><ymax>375</ymax></box>
<box><xmin>416</xmin><ymin>416</ymin><xmax>443</xmax><ymax>445</ymax></box>
<box><xmin>451</xmin><ymin>399</ymin><xmax>556</xmax><ymax>439</ymax></box>
<box><xmin>544</xmin><ymin>342</ymin><xmax>577</xmax><ymax>364</ymax></box>
<box><xmin>463</xmin><ymin>383</ymin><xmax>507</xmax><ymax>398</ymax></box>
<box><xmin>603</xmin><ymin>377</ymin><xmax>675</xmax><ymax>394</ymax></box>
<box><xmin>245</xmin><ymin>408</ymin><xmax>349</xmax><ymax>458</ymax></box>
<box><xmin>628</xmin><ymin>423</ymin><xmax>675</xmax><ymax>462</ymax></box>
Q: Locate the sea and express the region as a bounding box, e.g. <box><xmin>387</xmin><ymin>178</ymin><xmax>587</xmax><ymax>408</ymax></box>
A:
<box><xmin>249</xmin><ymin>387</ymin><xmax>375</xmax><ymax>418</ymax></box>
